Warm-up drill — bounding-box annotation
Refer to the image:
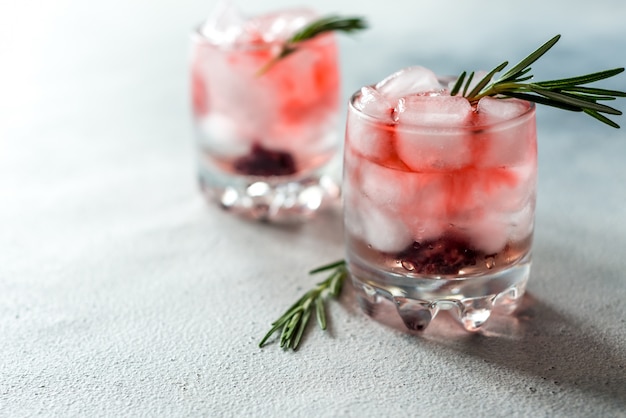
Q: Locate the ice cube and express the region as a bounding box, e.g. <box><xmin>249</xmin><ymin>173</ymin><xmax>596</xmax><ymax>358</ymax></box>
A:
<box><xmin>477</xmin><ymin>166</ymin><xmax>536</xmax><ymax>212</ymax></box>
<box><xmin>397</xmin><ymin>95</ymin><xmax>472</xmax><ymax>126</ymax></box>
<box><xmin>360</xmin><ymin>203</ymin><xmax>414</xmax><ymax>253</ymax></box>
<box><xmin>508</xmin><ymin>201</ymin><xmax>535</xmax><ymax>242</ymax></box>
<box><xmin>475</xmin><ymin>97</ymin><xmax>536</xmax><ymax>167</ymax></box>
<box><xmin>357</xmin><ymin>158</ymin><xmax>416</xmax><ymax>209</ymax></box>
<box><xmin>402</xmin><ymin>211</ymin><xmax>447</xmax><ymax>244</ymax></box>
<box><xmin>477</xmin><ymin>96</ymin><xmax>529</xmax><ymax>121</ymax></box>
<box><xmin>346</xmin><ymin>121</ymin><xmax>397</xmax><ymax>165</ymax></box>
<box><xmin>376</xmin><ymin>66</ymin><xmax>443</xmax><ymax>101</ymax></box>
<box><xmin>448</xmin><ymin>70</ymin><xmax>489</xmax><ymax>95</ymax></box>
<box><xmin>263</xmin><ymin>106</ymin><xmax>338</xmax><ymax>153</ymax></box>
<box><xmin>291</xmin><ymin>128</ymin><xmax>338</xmax><ymax>160</ymax></box>
<box><xmin>394</xmin><ymin>96</ymin><xmax>473</xmax><ymax>171</ymax></box>
<box><xmin>343</xmin><ymin>152</ymin><xmax>362</xmax><ymax>192</ymax></box>
<box><xmin>343</xmin><ymin>200</ymin><xmax>365</xmax><ymax>242</ymax></box>
<box><xmin>198</xmin><ymin>113</ymin><xmax>250</xmax><ymax>158</ymax></box>
<box><xmin>463</xmin><ymin>211</ymin><xmax>510</xmax><ymax>254</ymax></box>
<box><xmin>448</xmin><ymin>166</ymin><xmax>536</xmax><ymax>252</ymax></box>
<box><xmin>343</xmin><ymin>158</ymin><xmax>414</xmax><ymax>252</ymax></box>
<box><xmin>397</xmin><ymin>173</ymin><xmax>450</xmax><ymax>242</ymax></box>
<box><xmin>347</xmin><ymin>87</ymin><xmax>397</xmax><ymax>161</ymax></box>
<box><xmin>354</xmin><ymin>86</ymin><xmax>395</xmax><ymax>119</ymax></box>
<box><xmin>200</xmin><ymin>0</ymin><xmax>245</xmax><ymax>44</ymax></box>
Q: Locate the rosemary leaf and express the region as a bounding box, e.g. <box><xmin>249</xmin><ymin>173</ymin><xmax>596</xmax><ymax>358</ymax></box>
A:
<box><xmin>462</xmin><ymin>71</ymin><xmax>475</xmax><ymax>97</ymax></box>
<box><xmin>528</xmin><ymin>85</ymin><xmax>622</xmax><ymax>114</ymax></box>
<box><xmin>584</xmin><ymin>109</ymin><xmax>621</xmax><ymax>129</ymax></box>
<box><xmin>534</xmin><ymin>68</ymin><xmax>625</xmax><ymax>88</ymax></box>
<box><xmin>309</xmin><ymin>259</ymin><xmax>347</xmax><ymax>274</ymax></box>
<box><xmin>466</xmin><ymin>61</ymin><xmax>508</xmax><ymax>98</ymax></box>
<box><xmin>449</xmin><ymin>71</ymin><xmax>466</xmax><ymax>96</ymax></box>
<box><xmin>290</xmin><ymin>16</ymin><xmax>367</xmax><ymax>43</ymax></box>
<box><xmin>453</xmin><ymin>35</ymin><xmax>625</xmax><ymax>127</ymax></box>
<box><xmin>315</xmin><ymin>297</ymin><xmax>327</xmax><ymax>330</ymax></box>
<box><xmin>497</xmin><ymin>34</ymin><xmax>561</xmax><ymax>82</ymax></box>
<box><xmin>259</xmin><ymin>261</ymin><xmax>347</xmax><ymax>351</ymax></box>
<box><xmin>259</xmin><ymin>322</ymin><xmax>285</xmax><ymax>348</ymax></box>
<box><xmin>292</xmin><ymin>309</ymin><xmax>312</xmax><ymax>350</ymax></box>
<box><xmin>503</xmin><ymin>91</ymin><xmax>581</xmax><ymax>112</ymax></box>
<box><xmin>280</xmin><ymin>309</ymin><xmax>303</xmax><ymax>347</ymax></box>
<box><xmin>566</xmin><ymin>86</ymin><xmax>626</xmax><ymax>97</ymax></box>
<box><xmin>258</xmin><ymin>15</ymin><xmax>367</xmax><ymax>74</ymax></box>
<box><xmin>330</xmin><ymin>271</ymin><xmax>344</xmax><ymax>297</ymax></box>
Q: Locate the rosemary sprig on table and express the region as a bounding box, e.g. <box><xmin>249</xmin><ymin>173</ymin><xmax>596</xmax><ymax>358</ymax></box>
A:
<box><xmin>259</xmin><ymin>260</ymin><xmax>347</xmax><ymax>350</ymax></box>
<box><xmin>258</xmin><ymin>15</ymin><xmax>367</xmax><ymax>75</ymax></box>
<box><xmin>450</xmin><ymin>34</ymin><xmax>626</xmax><ymax>128</ymax></box>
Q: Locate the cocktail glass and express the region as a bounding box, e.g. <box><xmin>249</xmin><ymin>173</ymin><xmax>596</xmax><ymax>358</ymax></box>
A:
<box><xmin>343</xmin><ymin>66</ymin><xmax>537</xmax><ymax>332</ymax></box>
<box><xmin>190</xmin><ymin>6</ymin><xmax>341</xmax><ymax>222</ymax></box>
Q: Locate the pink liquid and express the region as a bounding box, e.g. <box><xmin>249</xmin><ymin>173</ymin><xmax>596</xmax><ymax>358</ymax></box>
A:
<box><xmin>344</xmin><ymin>85</ymin><xmax>537</xmax><ymax>331</ymax></box>
<box><xmin>191</xmin><ymin>11</ymin><xmax>340</xmax><ymax>178</ymax></box>
<box><xmin>344</xmin><ymin>92</ymin><xmax>537</xmax><ymax>277</ymax></box>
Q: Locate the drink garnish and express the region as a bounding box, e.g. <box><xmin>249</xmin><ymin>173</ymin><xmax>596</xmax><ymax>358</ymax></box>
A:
<box><xmin>259</xmin><ymin>260</ymin><xmax>346</xmax><ymax>350</ymax></box>
<box><xmin>259</xmin><ymin>35</ymin><xmax>625</xmax><ymax>351</ymax></box>
<box><xmin>258</xmin><ymin>15</ymin><xmax>367</xmax><ymax>75</ymax></box>
<box><xmin>450</xmin><ymin>34</ymin><xmax>626</xmax><ymax>128</ymax></box>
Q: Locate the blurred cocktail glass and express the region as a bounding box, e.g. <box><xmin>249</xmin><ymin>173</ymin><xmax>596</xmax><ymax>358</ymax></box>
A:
<box><xmin>190</xmin><ymin>4</ymin><xmax>341</xmax><ymax>222</ymax></box>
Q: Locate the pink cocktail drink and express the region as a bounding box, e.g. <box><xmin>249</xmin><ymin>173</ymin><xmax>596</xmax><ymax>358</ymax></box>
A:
<box><xmin>344</xmin><ymin>66</ymin><xmax>537</xmax><ymax>331</ymax></box>
<box><xmin>191</xmin><ymin>6</ymin><xmax>341</xmax><ymax>221</ymax></box>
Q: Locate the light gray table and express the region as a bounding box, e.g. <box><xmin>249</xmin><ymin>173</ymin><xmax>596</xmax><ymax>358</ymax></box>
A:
<box><xmin>1</xmin><ymin>0</ymin><xmax>625</xmax><ymax>416</ymax></box>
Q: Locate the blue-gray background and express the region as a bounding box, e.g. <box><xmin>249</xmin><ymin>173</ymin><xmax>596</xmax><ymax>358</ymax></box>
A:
<box><xmin>1</xmin><ymin>0</ymin><xmax>625</xmax><ymax>416</ymax></box>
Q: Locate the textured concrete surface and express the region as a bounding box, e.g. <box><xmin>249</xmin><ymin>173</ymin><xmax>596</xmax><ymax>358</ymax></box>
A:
<box><xmin>1</xmin><ymin>0</ymin><xmax>625</xmax><ymax>416</ymax></box>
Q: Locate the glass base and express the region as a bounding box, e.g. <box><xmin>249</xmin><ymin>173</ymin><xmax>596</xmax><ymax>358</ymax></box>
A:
<box><xmin>198</xmin><ymin>167</ymin><xmax>341</xmax><ymax>223</ymax></box>
<box><xmin>349</xmin><ymin>253</ymin><xmax>531</xmax><ymax>332</ymax></box>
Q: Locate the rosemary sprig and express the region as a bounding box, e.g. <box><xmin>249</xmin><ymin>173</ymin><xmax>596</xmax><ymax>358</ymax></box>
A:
<box><xmin>259</xmin><ymin>260</ymin><xmax>347</xmax><ymax>350</ymax></box>
<box><xmin>258</xmin><ymin>15</ymin><xmax>367</xmax><ymax>75</ymax></box>
<box><xmin>450</xmin><ymin>34</ymin><xmax>626</xmax><ymax>128</ymax></box>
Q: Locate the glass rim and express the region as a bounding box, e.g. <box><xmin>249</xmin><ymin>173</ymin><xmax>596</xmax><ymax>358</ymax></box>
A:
<box><xmin>190</xmin><ymin>24</ymin><xmax>335</xmax><ymax>52</ymax></box>
<box><xmin>348</xmin><ymin>87</ymin><xmax>536</xmax><ymax>133</ymax></box>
